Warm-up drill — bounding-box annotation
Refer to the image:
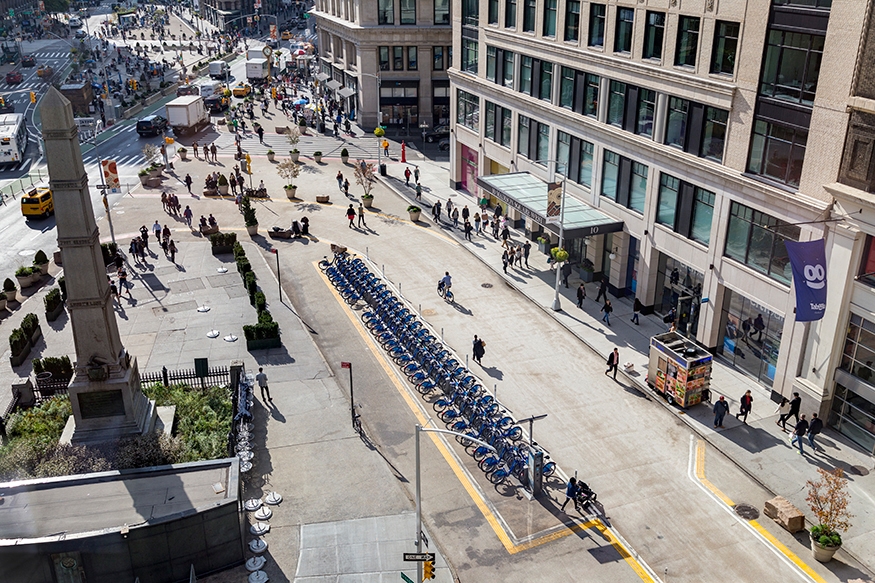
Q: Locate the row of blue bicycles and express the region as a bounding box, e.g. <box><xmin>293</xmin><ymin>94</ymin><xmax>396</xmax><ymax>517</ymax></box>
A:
<box><xmin>321</xmin><ymin>249</ymin><xmax>557</xmax><ymax>486</ymax></box>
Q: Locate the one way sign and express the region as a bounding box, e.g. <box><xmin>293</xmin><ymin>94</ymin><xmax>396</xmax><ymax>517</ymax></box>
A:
<box><xmin>403</xmin><ymin>553</ymin><xmax>435</xmax><ymax>562</ymax></box>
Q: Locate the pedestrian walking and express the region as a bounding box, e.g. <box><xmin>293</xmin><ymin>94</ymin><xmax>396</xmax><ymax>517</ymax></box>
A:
<box><xmin>595</xmin><ymin>277</ymin><xmax>608</xmax><ymax>303</ymax></box>
<box><xmin>560</xmin><ymin>477</ymin><xmax>578</xmax><ymax>512</ymax></box>
<box><xmin>415</xmin><ymin>182</ymin><xmax>422</xmax><ymax>200</ymax></box>
<box><xmin>561</xmin><ymin>262</ymin><xmax>572</xmax><ymax>288</ymax></box>
<box><xmin>169</xmin><ymin>240</ymin><xmax>177</xmax><ymax>264</ymax></box>
<box><xmin>464</xmin><ymin>220</ymin><xmax>472</xmax><ymax>241</ymax></box>
<box><xmin>631</xmin><ymin>298</ymin><xmax>642</xmax><ymax>325</ymax></box>
<box><xmin>775</xmin><ymin>397</ymin><xmax>792</xmax><ymax>431</ymax></box>
<box><xmin>788</xmin><ymin>392</ymin><xmax>802</xmax><ymax>424</ymax></box>
<box><xmin>601</xmin><ymin>299</ymin><xmax>613</xmax><ymax>326</ymax></box>
<box><xmin>343</xmin><ymin>178</ymin><xmax>350</xmax><ymax>196</ymax></box>
<box><xmin>790</xmin><ymin>415</ymin><xmax>809</xmax><ymax>454</ymax></box>
<box><xmin>183</xmin><ymin>205</ymin><xmax>193</xmax><ymax>228</ymax></box>
<box><xmin>357</xmin><ymin>203</ymin><xmax>366</xmax><ymax>228</ymax></box>
<box><xmin>435</xmin><ymin>200</ymin><xmax>442</xmax><ymax>221</ymax></box>
<box><xmin>382</xmin><ymin>139</ymin><xmax>389</xmax><ymax>156</ymax></box>
<box><xmin>117</xmin><ymin>267</ymin><xmax>131</xmax><ymax>296</ymax></box>
<box><xmin>472</xmin><ymin>335</ymin><xmax>485</xmax><ymax>365</ymax></box>
<box><xmin>501</xmin><ymin>250</ymin><xmax>509</xmax><ymax>274</ymax></box>
<box><xmin>736</xmin><ymin>390</ymin><xmax>753</xmax><ymax>423</ymax></box>
<box><xmin>193</xmin><ymin>141</ymin><xmax>199</xmax><ymax>158</ymax></box>
<box><xmin>500</xmin><ymin>225</ymin><xmax>510</xmax><ymax>249</ymax></box>
<box><xmin>462</xmin><ymin>205</ymin><xmax>469</xmax><ymax>222</ymax></box>
<box><xmin>162</xmin><ymin>224</ymin><xmax>171</xmax><ymax>242</ymax></box>
<box><xmin>605</xmin><ymin>347</ymin><xmax>620</xmax><ymax>379</ymax></box>
<box><xmin>515</xmin><ymin>246</ymin><xmax>523</xmax><ymax>267</ymax></box>
<box><xmin>807</xmin><ymin>413</ymin><xmax>823</xmax><ymax>451</ymax></box>
<box><xmin>474</xmin><ymin>213</ymin><xmax>481</xmax><ymax>235</ymax></box>
<box><xmin>184</xmin><ymin>173</ymin><xmax>193</xmax><ymax>194</ymax></box>
<box><xmin>414</xmin><ymin>166</ymin><xmax>420</xmax><ymax>183</ymax></box>
<box><xmin>523</xmin><ymin>240</ymin><xmax>531</xmax><ymax>267</ymax></box>
<box><xmin>664</xmin><ymin>307</ymin><xmax>677</xmax><ymax>330</ymax></box>
<box><xmin>109</xmin><ymin>279</ymin><xmax>119</xmax><ymax>300</ymax></box>
<box><xmin>210</xmin><ymin>143</ymin><xmax>218</xmax><ymax>162</ymax></box>
<box><xmin>713</xmin><ymin>396</ymin><xmax>730</xmax><ymax>428</ymax></box>
<box><xmin>129</xmin><ymin>239</ymin><xmax>140</xmax><ymax>264</ymax></box>
<box><xmin>577</xmin><ymin>283</ymin><xmax>586</xmax><ymax>308</ymax></box>
<box><xmin>153</xmin><ymin>220</ymin><xmax>161</xmax><ymax>240</ymax></box>
<box><xmin>346</xmin><ymin>204</ymin><xmax>356</xmax><ymax>228</ymax></box>
<box><xmin>452</xmin><ymin>208</ymin><xmax>459</xmax><ymax>228</ymax></box>
<box><xmin>229</xmin><ymin>173</ymin><xmax>237</xmax><ymax>195</ymax></box>
<box><xmin>404</xmin><ymin>167</ymin><xmax>411</xmax><ymax>186</ymax></box>
<box><xmin>336</xmin><ymin>171</ymin><xmax>343</xmax><ymax>191</ymax></box>
<box><xmin>256</xmin><ymin>367</ymin><xmax>272</xmax><ymax>402</ymax></box>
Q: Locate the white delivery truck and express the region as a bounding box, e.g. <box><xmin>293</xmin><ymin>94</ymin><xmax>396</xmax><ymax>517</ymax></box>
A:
<box><xmin>248</xmin><ymin>47</ymin><xmax>272</xmax><ymax>60</ymax></box>
<box><xmin>245</xmin><ymin>58</ymin><xmax>270</xmax><ymax>84</ymax></box>
<box><xmin>165</xmin><ymin>95</ymin><xmax>209</xmax><ymax>135</ymax></box>
<box><xmin>197</xmin><ymin>80</ymin><xmax>224</xmax><ymax>99</ymax></box>
<box><xmin>209</xmin><ymin>60</ymin><xmax>229</xmax><ymax>80</ymax></box>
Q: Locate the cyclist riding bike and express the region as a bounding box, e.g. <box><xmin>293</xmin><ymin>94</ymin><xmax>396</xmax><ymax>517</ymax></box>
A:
<box><xmin>438</xmin><ymin>272</ymin><xmax>452</xmax><ymax>293</ymax></box>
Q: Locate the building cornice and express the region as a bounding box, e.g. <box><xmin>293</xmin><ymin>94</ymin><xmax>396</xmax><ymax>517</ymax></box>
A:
<box><xmin>312</xmin><ymin>11</ymin><xmax>453</xmax><ymax>43</ymax></box>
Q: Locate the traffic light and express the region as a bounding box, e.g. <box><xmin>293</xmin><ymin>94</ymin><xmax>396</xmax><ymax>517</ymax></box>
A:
<box><xmin>29</xmin><ymin>91</ymin><xmax>36</xmax><ymax>103</ymax></box>
<box><xmin>271</xmin><ymin>87</ymin><xmax>276</xmax><ymax>99</ymax></box>
<box><xmin>131</xmin><ymin>79</ymin><xmax>138</xmax><ymax>90</ymax></box>
<box><xmin>422</xmin><ymin>561</ymin><xmax>434</xmax><ymax>580</ymax></box>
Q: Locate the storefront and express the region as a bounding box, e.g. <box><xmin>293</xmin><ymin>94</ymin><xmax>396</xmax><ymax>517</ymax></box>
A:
<box><xmin>460</xmin><ymin>145</ymin><xmax>479</xmax><ymax>197</ymax></box>
<box><xmin>717</xmin><ymin>289</ymin><xmax>784</xmax><ymax>388</ymax></box>
<box><xmin>832</xmin><ymin>313</ymin><xmax>875</xmax><ymax>452</ymax></box>
<box><xmin>653</xmin><ymin>253</ymin><xmax>704</xmax><ymax>338</ymax></box>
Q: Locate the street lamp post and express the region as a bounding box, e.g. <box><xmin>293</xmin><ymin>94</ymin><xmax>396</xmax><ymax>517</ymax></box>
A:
<box><xmin>419</xmin><ymin>121</ymin><xmax>429</xmax><ymax>148</ymax></box>
<box><xmin>360</xmin><ymin>71</ymin><xmax>382</xmax><ymax>169</ymax></box>
<box><xmin>532</xmin><ymin>159</ymin><xmax>568</xmax><ymax>311</ymax></box>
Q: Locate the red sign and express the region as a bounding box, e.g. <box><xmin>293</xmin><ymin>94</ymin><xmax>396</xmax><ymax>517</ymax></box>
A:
<box><xmin>341</xmin><ymin>362</ymin><xmax>351</xmax><ymax>369</ymax></box>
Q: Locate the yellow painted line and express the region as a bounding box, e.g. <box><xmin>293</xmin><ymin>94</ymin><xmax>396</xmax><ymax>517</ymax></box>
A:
<box><xmin>694</xmin><ymin>440</ymin><xmax>826</xmax><ymax>583</ymax></box>
<box><xmin>314</xmin><ymin>261</ymin><xmax>657</xmax><ymax>581</ymax></box>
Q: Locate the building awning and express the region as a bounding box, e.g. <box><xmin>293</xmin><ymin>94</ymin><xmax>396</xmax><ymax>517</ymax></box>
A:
<box><xmin>337</xmin><ymin>87</ymin><xmax>355</xmax><ymax>99</ymax></box>
<box><xmin>315</xmin><ymin>72</ymin><xmax>330</xmax><ymax>81</ymax></box>
<box><xmin>325</xmin><ymin>79</ymin><xmax>342</xmax><ymax>91</ymax></box>
<box><xmin>476</xmin><ymin>172</ymin><xmax>624</xmax><ymax>238</ymax></box>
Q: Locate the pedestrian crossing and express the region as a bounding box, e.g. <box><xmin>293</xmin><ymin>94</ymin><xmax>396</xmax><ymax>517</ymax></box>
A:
<box><xmin>30</xmin><ymin>51</ymin><xmax>70</xmax><ymax>59</ymax></box>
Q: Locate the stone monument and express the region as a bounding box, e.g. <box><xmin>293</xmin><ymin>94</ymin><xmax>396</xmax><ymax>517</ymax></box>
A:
<box><xmin>39</xmin><ymin>88</ymin><xmax>155</xmax><ymax>444</ymax></box>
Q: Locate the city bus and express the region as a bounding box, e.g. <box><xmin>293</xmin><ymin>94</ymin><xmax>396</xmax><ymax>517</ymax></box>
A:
<box><xmin>0</xmin><ymin>113</ymin><xmax>28</xmax><ymax>166</ymax></box>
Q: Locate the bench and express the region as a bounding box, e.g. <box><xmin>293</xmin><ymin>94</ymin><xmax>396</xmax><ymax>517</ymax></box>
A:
<box><xmin>200</xmin><ymin>224</ymin><xmax>219</xmax><ymax>236</ymax></box>
<box><xmin>203</xmin><ymin>188</ymin><xmax>219</xmax><ymax>197</ymax></box>
<box><xmin>267</xmin><ymin>229</ymin><xmax>294</xmax><ymax>240</ymax></box>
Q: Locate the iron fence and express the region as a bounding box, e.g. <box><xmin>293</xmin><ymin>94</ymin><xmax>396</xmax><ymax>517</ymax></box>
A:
<box><xmin>140</xmin><ymin>365</ymin><xmax>230</xmax><ymax>388</ymax></box>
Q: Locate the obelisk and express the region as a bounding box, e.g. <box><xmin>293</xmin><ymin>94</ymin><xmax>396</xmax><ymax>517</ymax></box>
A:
<box><xmin>40</xmin><ymin>88</ymin><xmax>155</xmax><ymax>444</ymax></box>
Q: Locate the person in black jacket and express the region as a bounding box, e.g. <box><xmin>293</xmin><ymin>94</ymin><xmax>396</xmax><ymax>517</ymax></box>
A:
<box><xmin>788</xmin><ymin>392</ymin><xmax>802</xmax><ymax>424</ymax></box>
<box><xmin>605</xmin><ymin>347</ymin><xmax>619</xmax><ymax>379</ymax></box>
<box><xmin>790</xmin><ymin>414</ymin><xmax>809</xmax><ymax>455</ymax></box>
<box><xmin>807</xmin><ymin>413</ymin><xmax>824</xmax><ymax>451</ymax></box>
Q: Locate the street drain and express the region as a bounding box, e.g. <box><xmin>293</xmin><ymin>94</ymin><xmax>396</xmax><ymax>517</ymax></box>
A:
<box><xmin>481</xmin><ymin>283</ymin><xmax>493</xmax><ymax>288</ymax></box>
<box><xmin>734</xmin><ymin>503</ymin><xmax>759</xmax><ymax>520</ymax></box>
<box><xmin>422</xmin><ymin>309</ymin><xmax>436</xmax><ymax>316</ymax></box>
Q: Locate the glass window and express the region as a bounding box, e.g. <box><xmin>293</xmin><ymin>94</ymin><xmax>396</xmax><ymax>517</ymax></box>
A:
<box><xmin>711</xmin><ymin>21</ymin><xmax>739</xmax><ymax>75</ymax></box>
<box><xmin>408</xmin><ymin>46</ymin><xmax>417</xmax><ymax>70</ymax></box>
<box><xmin>565</xmin><ymin>0</ymin><xmax>580</xmax><ymax>42</ymax></box>
<box><xmin>540</xmin><ymin>62</ymin><xmax>553</xmax><ymax>102</ymax></box>
<box><xmin>724</xmin><ymin>201</ymin><xmax>801</xmax><ymax>284</ymax></box>
<box><xmin>643</xmin><ymin>11</ymin><xmax>665</xmax><ymax>60</ymax></box>
<box><xmin>578</xmin><ymin>140</ymin><xmax>594</xmax><ymax>187</ymax></box>
<box><xmin>675</xmin><ymin>16</ymin><xmax>700</xmax><ymax>67</ymax></box>
<box><xmin>760</xmin><ymin>29</ymin><xmax>824</xmax><ymax>106</ymax></box>
<box><xmin>537</xmin><ymin>122</ymin><xmax>550</xmax><ymax>162</ymax></box>
<box><xmin>393</xmin><ymin>46</ymin><xmax>404</xmax><ymax>70</ymax></box>
<box><xmin>462</xmin><ymin>39</ymin><xmax>478</xmax><ymax>74</ymax></box>
<box><xmin>379</xmin><ymin>46</ymin><xmax>390</xmax><ymax>71</ymax></box>
<box><xmin>543</xmin><ymin>0</ymin><xmax>557</xmax><ymax>36</ymax></box>
<box><xmin>462</xmin><ymin>0</ymin><xmax>479</xmax><ymax>26</ymax></box>
<box><xmin>503</xmin><ymin>51</ymin><xmax>515</xmax><ymax>88</ymax></box>
<box><xmin>657</xmin><ymin>173</ymin><xmax>679</xmax><ymax>226</ymax></box>
<box><xmin>588</xmin><ymin>4</ymin><xmax>605</xmax><ymax>47</ymax></box>
<box><xmin>486</xmin><ymin>46</ymin><xmax>497</xmax><ymax>82</ymax></box>
<box><xmin>607</xmin><ymin>80</ymin><xmax>626</xmax><ymax>127</ymax></box>
<box><xmin>520</xmin><ymin>56</ymin><xmax>533</xmax><ymax>94</ymax></box>
<box><xmin>724</xmin><ymin>201</ymin><xmax>751</xmax><ymax>263</ymax></box>
<box><xmin>601</xmin><ymin>150</ymin><xmax>620</xmax><ymax>201</ymax></box>
<box><xmin>691</xmin><ymin>187</ymin><xmax>714</xmax><ymax>245</ymax></box>
<box><xmin>448</xmin><ymin>46</ymin><xmax>453</xmax><ymax>67</ymax></box>
<box><xmin>378</xmin><ymin>0</ymin><xmax>394</xmax><ymax>24</ymax></box>
<box><xmin>701</xmin><ymin>106</ymin><xmax>728</xmax><ymax>162</ymax></box>
<box><xmin>488</xmin><ymin>0</ymin><xmax>499</xmax><ymax>24</ymax></box>
<box><xmin>636</xmin><ymin>88</ymin><xmax>656</xmax><ymax>137</ymax></box>
<box><xmin>433</xmin><ymin>46</ymin><xmax>444</xmax><ymax>70</ymax></box>
<box><xmin>774</xmin><ymin>0</ymin><xmax>832</xmax><ymax>7</ymax></box>
<box><xmin>584</xmin><ymin>73</ymin><xmax>600</xmax><ymax>117</ymax></box>
<box><xmin>560</xmin><ymin>66</ymin><xmax>575</xmax><ymax>109</ymax></box>
<box><xmin>665</xmin><ymin>96</ymin><xmax>689</xmax><ymax>148</ymax></box>
<box><xmin>518</xmin><ymin>115</ymin><xmax>530</xmax><ymax>155</ymax></box>
<box><xmin>501</xmin><ymin>108</ymin><xmax>513</xmax><ymax>146</ymax></box>
<box><xmin>400</xmin><ymin>0</ymin><xmax>416</xmax><ymax>24</ymax></box>
<box><xmin>506</xmin><ymin>0</ymin><xmax>517</xmax><ymax>27</ymax></box>
<box><xmin>557</xmin><ymin>131</ymin><xmax>572</xmax><ymax>176</ymax></box>
<box><xmin>485</xmin><ymin>102</ymin><xmax>496</xmax><ymax>141</ymax></box>
<box><xmin>614</xmin><ymin>7</ymin><xmax>634</xmax><ymax>53</ymax></box>
<box><xmin>858</xmin><ymin>236</ymin><xmax>875</xmax><ymax>287</ymax></box>
<box><xmin>457</xmin><ymin>89</ymin><xmax>480</xmax><ymax>130</ymax></box>
<box><xmin>747</xmin><ymin>119</ymin><xmax>808</xmax><ymax>187</ymax></box>
<box><xmin>434</xmin><ymin>0</ymin><xmax>450</xmax><ymax>24</ymax></box>
<box><xmin>523</xmin><ymin>0</ymin><xmax>536</xmax><ymax>32</ymax></box>
<box><xmin>630</xmin><ymin>161</ymin><xmax>648</xmax><ymax>213</ymax></box>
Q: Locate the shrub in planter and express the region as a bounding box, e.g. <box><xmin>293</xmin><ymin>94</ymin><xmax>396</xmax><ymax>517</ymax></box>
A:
<box><xmin>236</xmin><ymin>257</ymin><xmax>252</xmax><ymax>275</ymax></box>
<box><xmin>244</xmin><ymin>271</ymin><xmax>257</xmax><ymax>295</ymax></box>
<box><xmin>22</xmin><ymin>313</ymin><xmax>40</xmax><ymax>339</ymax></box>
<box><xmin>313</xmin><ymin>151</ymin><xmax>323</xmax><ymax>162</ymax></box>
<box><xmin>4</xmin><ymin>277</ymin><xmax>16</xmax><ymax>301</ymax></box>
<box><xmin>550</xmin><ymin>247</ymin><xmax>569</xmax><ymax>263</ymax></box>
<box><xmin>100</xmin><ymin>242</ymin><xmax>118</xmax><ymax>265</ymax></box>
<box><xmin>242</xmin><ymin>202</ymin><xmax>258</xmax><ymax>228</ymax></box>
<box><xmin>33</xmin><ymin>250</ymin><xmax>49</xmax><ymax>272</ymax></box>
<box><xmin>15</xmin><ymin>266</ymin><xmax>32</xmax><ymax>279</ymax></box>
<box><xmin>341</xmin><ymin>148</ymin><xmax>349</xmax><ymax>162</ymax></box>
<box><xmin>33</xmin><ymin>355</ymin><xmax>73</xmax><ymax>379</ymax></box>
<box><xmin>254</xmin><ymin>290</ymin><xmax>266</xmax><ymax>313</ymax></box>
<box><xmin>233</xmin><ymin>242</ymin><xmax>246</xmax><ymax>259</ymax></box>
<box><xmin>44</xmin><ymin>288</ymin><xmax>62</xmax><ymax>311</ymax></box>
<box><xmin>9</xmin><ymin>328</ymin><xmax>28</xmax><ymax>356</ymax></box>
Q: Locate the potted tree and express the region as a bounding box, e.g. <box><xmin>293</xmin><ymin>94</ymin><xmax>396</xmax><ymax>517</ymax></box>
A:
<box><xmin>4</xmin><ymin>278</ymin><xmax>16</xmax><ymax>302</ymax></box>
<box><xmin>242</xmin><ymin>196</ymin><xmax>259</xmax><ymax>236</ymax></box>
<box><xmin>15</xmin><ymin>266</ymin><xmax>34</xmax><ymax>289</ymax></box>
<box><xmin>807</xmin><ymin>468</ymin><xmax>853</xmax><ymax>563</ymax></box>
<box><xmin>267</xmin><ymin>149</ymin><xmax>276</xmax><ymax>162</ymax></box>
<box><xmin>276</xmin><ymin>158</ymin><xmax>300</xmax><ymax>199</ymax></box>
<box><xmin>313</xmin><ymin>151</ymin><xmax>323</xmax><ymax>163</ymax></box>
<box><xmin>298</xmin><ymin>117</ymin><xmax>308</xmax><ymax>135</ymax></box>
<box><xmin>354</xmin><ymin>161</ymin><xmax>376</xmax><ymax>207</ymax></box>
<box><xmin>341</xmin><ymin>148</ymin><xmax>349</xmax><ymax>164</ymax></box>
<box><xmin>287</xmin><ymin>125</ymin><xmax>301</xmax><ymax>162</ymax></box>
<box><xmin>177</xmin><ymin>146</ymin><xmax>188</xmax><ymax>160</ymax></box>
<box><xmin>138</xmin><ymin>169</ymin><xmax>150</xmax><ymax>186</ymax></box>
<box><xmin>407</xmin><ymin>205</ymin><xmax>422</xmax><ymax>222</ymax></box>
<box><xmin>33</xmin><ymin>250</ymin><xmax>49</xmax><ymax>275</ymax></box>
<box><xmin>44</xmin><ymin>288</ymin><xmax>64</xmax><ymax>322</ymax></box>
<box><xmin>218</xmin><ymin>174</ymin><xmax>230</xmax><ymax>195</ymax></box>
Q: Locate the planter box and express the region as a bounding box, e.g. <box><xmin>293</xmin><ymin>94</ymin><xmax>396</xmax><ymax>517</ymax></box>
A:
<box><xmin>538</xmin><ymin>242</ymin><xmax>550</xmax><ymax>254</ymax></box>
<box><xmin>314</xmin><ymin>155</ymin><xmax>323</xmax><ymax>163</ymax></box>
<box><xmin>31</xmin><ymin>324</ymin><xmax>42</xmax><ymax>345</ymax></box>
<box><xmin>315</xmin><ymin>195</ymin><xmax>330</xmax><ymax>204</ymax></box>
<box><xmin>341</xmin><ymin>155</ymin><xmax>349</xmax><ymax>164</ymax></box>
<box><xmin>362</xmin><ymin>197</ymin><xmax>373</xmax><ymax>208</ymax></box>
<box><xmin>147</xmin><ymin>177</ymin><xmax>162</xmax><ymax>188</ymax></box>
<box><xmin>0</xmin><ymin>297</ymin><xmax>6</xmax><ymax>311</ymax></box>
<box><xmin>34</xmin><ymin>262</ymin><xmax>49</xmax><ymax>275</ymax></box>
<box><xmin>53</xmin><ymin>250</ymin><xmax>62</xmax><ymax>265</ymax></box>
<box><xmin>29</xmin><ymin>271</ymin><xmax>41</xmax><ymax>285</ymax></box>
<box><xmin>179</xmin><ymin>151</ymin><xmax>188</xmax><ymax>161</ymax></box>
<box><xmin>408</xmin><ymin>210</ymin><xmax>422</xmax><ymax>222</ymax></box>
<box><xmin>149</xmin><ymin>169</ymin><xmax>162</xmax><ymax>179</ymax></box>
<box><xmin>267</xmin><ymin>229</ymin><xmax>293</xmax><ymax>240</ymax></box>
<box><xmin>139</xmin><ymin>175</ymin><xmax>149</xmax><ymax>186</ymax></box>
<box><xmin>219</xmin><ymin>184</ymin><xmax>230</xmax><ymax>195</ymax></box>
<box><xmin>579</xmin><ymin>269</ymin><xmax>595</xmax><ymax>283</ymax></box>
<box><xmin>267</xmin><ymin>153</ymin><xmax>276</xmax><ymax>161</ymax></box>
<box><xmin>246</xmin><ymin>224</ymin><xmax>259</xmax><ymax>236</ymax></box>
<box><xmin>16</xmin><ymin>274</ymin><xmax>32</xmax><ymax>289</ymax></box>
<box><xmin>285</xmin><ymin>187</ymin><xmax>297</xmax><ymax>199</ymax></box>
<box><xmin>45</xmin><ymin>302</ymin><xmax>64</xmax><ymax>322</ymax></box>
<box><xmin>290</xmin><ymin>152</ymin><xmax>300</xmax><ymax>163</ymax></box>
<box><xmin>275</xmin><ymin>126</ymin><xmax>289</xmax><ymax>134</ymax></box>
<box><xmin>211</xmin><ymin>244</ymin><xmax>234</xmax><ymax>255</ymax></box>
<box><xmin>5</xmin><ymin>290</ymin><xmax>16</xmax><ymax>302</ymax></box>
<box><xmin>9</xmin><ymin>341</ymin><xmax>31</xmax><ymax>367</ymax></box>
<box><xmin>246</xmin><ymin>336</ymin><xmax>282</xmax><ymax>351</ymax></box>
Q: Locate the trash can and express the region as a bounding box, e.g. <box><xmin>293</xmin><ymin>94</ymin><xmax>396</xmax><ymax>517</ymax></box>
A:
<box><xmin>380</xmin><ymin>163</ymin><xmax>387</xmax><ymax>176</ymax></box>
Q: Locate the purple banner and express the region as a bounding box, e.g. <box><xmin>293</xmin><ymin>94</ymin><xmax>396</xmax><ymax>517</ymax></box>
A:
<box><xmin>785</xmin><ymin>239</ymin><xmax>827</xmax><ymax>322</ymax></box>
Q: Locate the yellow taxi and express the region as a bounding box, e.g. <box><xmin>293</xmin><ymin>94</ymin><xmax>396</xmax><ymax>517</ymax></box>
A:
<box><xmin>281</xmin><ymin>30</ymin><xmax>292</xmax><ymax>40</ymax></box>
<box><xmin>21</xmin><ymin>187</ymin><xmax>54</xmax><ymax>219</ymax></box>
<box><xmin>232</xmin><ymin>82</ymin><xmax>252</xmax><ymax>97</ymax></box>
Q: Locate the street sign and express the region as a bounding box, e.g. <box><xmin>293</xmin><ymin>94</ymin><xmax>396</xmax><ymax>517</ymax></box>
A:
<box><xmin>420</xmin><ymin>530</ymin><xmax>429</xmax><ymax>548</ymax></box>
<box><xmin>403</xmin><ymin>553</ymin><xmax>435</xmax><ymax>562</ymax></box>
<box><xmin>341</xmin><ymin>362</ymin><xmax>351</xmax><ymax>369</ymax></box>
<box><xmin>400</xmin><ymin>573</ymin><xmax>414</xmax><ymax>583</ymax></box>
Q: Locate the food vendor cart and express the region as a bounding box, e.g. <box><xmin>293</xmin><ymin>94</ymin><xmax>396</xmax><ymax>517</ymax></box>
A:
<box><xmin>647</xmin><ymin>332</ymin><xmax>712</xmax><ymax>408</ymax></box>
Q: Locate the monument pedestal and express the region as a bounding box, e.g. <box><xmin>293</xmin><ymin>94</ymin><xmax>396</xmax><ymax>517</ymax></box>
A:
<box><xmin>60</xmin><ymin>356</ymin><xmax>157</xmax><ymax>445</ymax></box>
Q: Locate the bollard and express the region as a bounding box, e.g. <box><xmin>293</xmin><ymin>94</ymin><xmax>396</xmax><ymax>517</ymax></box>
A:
<box><xmin>494</xmin><ymin>383</ymin><xmax>498</xmax><ymax>403</ymax></box>
<box><xmin>382</xmin><ymin>263</ymin><xmax>385</xmax><ymax>277</ymax></box>
<box><xmin>399</xmin><ymin>282</ymin><xmax>402</xmax><ymax>297</ymax></box>
<box><xmin>366</xmin><ymin>246</ymin><xmax>369</xmax><ymax>260</ymax></box>
<box><xmin>418</xmin><ymin>303</ymin><xmax>421</xmax><ymax>315</ymax></box>
<box><xmin>162</xmin><ymin>365</ymin><xmax>169</xmax><ymax>387</ymax></box>
<box><xmin>441</xmin><ymin>327</ymin><xmax>444</xmax><ymax>342</ymax></box>
<box><xmin>466</xmin><ymin>355</ymin><xmax>469</xmax><ymax>369</ymax></box>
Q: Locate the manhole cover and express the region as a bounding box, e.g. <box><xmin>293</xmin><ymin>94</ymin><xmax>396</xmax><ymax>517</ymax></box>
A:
<box><xmin>481</xmin><ymin>283</ymin><xmax>493</xmax><ymax>288</ymax></box>
<box><xmin>734</xmin><ymin>503</ymin><xmax>759</xmax><ymax>520</ymax></box>
<box><xmin>848</xmin><ymin>465</ymin><xmax>869</xmax><ymax>476</ymax></box>
<box><xmin>422</xmin><ymin>309</ymin><xmax>436</xmax><ymax>316</ymax></box>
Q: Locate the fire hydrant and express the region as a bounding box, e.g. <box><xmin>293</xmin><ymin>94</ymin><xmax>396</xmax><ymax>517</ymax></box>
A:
<box><xmin>401</xmin><ymin>141</ymin><xmax>406</xmax><ymax>163</ymax></box>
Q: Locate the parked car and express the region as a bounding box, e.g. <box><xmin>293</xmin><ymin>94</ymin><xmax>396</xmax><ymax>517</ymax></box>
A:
<box><xmin>5</xmin><ymin>70</ymin><xmax>22</xmax><ymax>84</ymax></box>
<box><xmin>232</xmin><ymin>82</ymin><xmax>252</xmax><ymax>97</ymax></box>
<box><xmin>136</xmin><ymin>114</ymin><xmax>168</xmax><ymax>137</ymax></box>
<box><xmin>425</xmin><ymin>125</ymin><xmax>450</xmax><ymax>143</ymax></box>
<box><xmin>20</xmin><ymin>54</ymin><xmax>35</xmax><ymax>67</ymax></box>
<box><xmin>438</xmin><ymin>138</ymin><xmax>450</xmax><ymax>151</ymax></box>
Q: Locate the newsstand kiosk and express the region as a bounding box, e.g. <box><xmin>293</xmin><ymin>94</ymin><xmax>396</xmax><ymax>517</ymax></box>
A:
<box><xmin>647</xmin><ymin>332</ymin><xmax>713</xmax><ymax>408</ymax></box>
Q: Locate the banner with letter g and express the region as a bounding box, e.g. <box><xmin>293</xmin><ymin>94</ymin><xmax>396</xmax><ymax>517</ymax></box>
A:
<box><xmin>785</xmin><ymin>239</ymin><xmax>827</xmax><ymax>322</ymax></box>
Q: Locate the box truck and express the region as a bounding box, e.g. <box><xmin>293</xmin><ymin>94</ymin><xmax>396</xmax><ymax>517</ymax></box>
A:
<box><xmin>245</xmin><ymin>58</ymin><xmax>270</xmax><ymax>84</ymax></box>
<box><xmin>165</xmin><ymin>95</ymin><xmax>209</xmax><ymax>135</ymax></box>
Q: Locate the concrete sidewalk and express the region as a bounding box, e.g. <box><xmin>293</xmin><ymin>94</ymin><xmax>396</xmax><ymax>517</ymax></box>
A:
<box><xmin>379</xmin><ymin>143</ymin><xmax>875</xmax><ymax>574</ymax></box>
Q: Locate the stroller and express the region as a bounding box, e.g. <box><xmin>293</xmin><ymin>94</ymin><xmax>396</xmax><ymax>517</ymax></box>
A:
<box><xmin>574</xmin><ymin>481</ymin><xmax>597</xmax><ymax>510</ymax></box>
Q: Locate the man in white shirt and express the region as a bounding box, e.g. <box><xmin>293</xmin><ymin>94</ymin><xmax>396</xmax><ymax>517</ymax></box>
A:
<box><xmin>255</xmin><ymin>367</ymin><xmax>271</xmax><ymax>402</ymax></box>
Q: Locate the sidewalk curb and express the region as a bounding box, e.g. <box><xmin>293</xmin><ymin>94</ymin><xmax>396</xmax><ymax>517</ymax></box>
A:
<box><xmin>375</xmin><ymin>164</ymin><xmax>873</xmax><ymax>573</ymax></box>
